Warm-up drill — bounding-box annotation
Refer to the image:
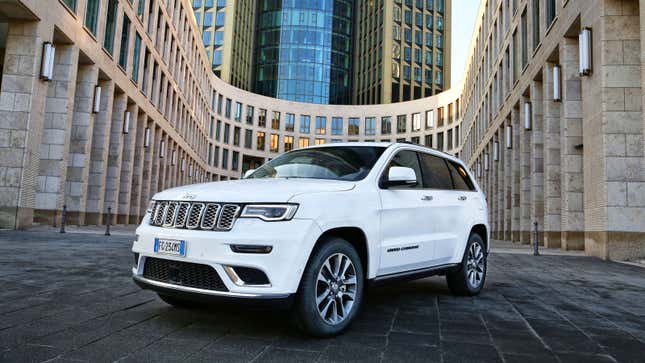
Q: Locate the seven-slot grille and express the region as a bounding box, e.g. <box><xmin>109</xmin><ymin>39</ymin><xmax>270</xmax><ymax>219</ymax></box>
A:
<box><xmin>150</xmin><ymin>201</ymin><xmax>241</xmax><ymax>231</ymax></box>
<box><xmin>143</xmin><ymin>257</ymin><xmax>228</xmax><ymax>291</ymax></box>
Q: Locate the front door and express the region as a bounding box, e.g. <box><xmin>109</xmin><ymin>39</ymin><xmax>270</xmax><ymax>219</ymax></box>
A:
<box><xmin>377</xmin><ymin>150</ymin><xmax>435</xmax><ymax>275</ymax></box>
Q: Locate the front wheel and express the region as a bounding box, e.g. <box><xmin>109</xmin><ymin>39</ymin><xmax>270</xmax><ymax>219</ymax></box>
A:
<box><xmin>293</xmin><ymin>237</ymin><xmax>364</xmax><ymax>337</ymax></box>
<box><xmin>446</xmin><ymin>233</ymin><xmax>487</xmax><ymax>296</ymax></box>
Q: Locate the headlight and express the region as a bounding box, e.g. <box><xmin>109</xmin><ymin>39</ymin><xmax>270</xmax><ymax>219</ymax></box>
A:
<box><xmin>240</xmin><ymin>204</ymin><xmax>298</xmax><ymax>221</ymax></box>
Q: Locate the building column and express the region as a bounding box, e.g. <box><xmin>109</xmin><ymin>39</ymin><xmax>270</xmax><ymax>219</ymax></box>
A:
<box><xmin>0</xmin><ymin>21</ymin><xmax>50</xmax><ymax>229</ymax></box>
<box><xmin>519</xmin><ymin>95</ymin><xmax>532</xmax><ymax>244</ymax></box>
<box><xmin>102</xmin><ymin>91</ymin><xmax>127</xmax><ymax>225</ymax></box>
<box><xmin>511</xmin><ymin>107</ymin><xmax>521</xmax><ymax>242</ymax></box>
<box><xmin>560</xmin><ymin>37</ymin><xmax>585</xmax><ymax>250</ymax></box>
<box><xmin>130</xmin><ymin>112</ymin><xmax>147</xmax><ymax>223</ymax></box>
<box><xmin>34</xmin><ymin>43</ymin><xmax>80</xmax><ymax>225</ymax></box>
<box><xmin>542</xmin><ymin>63</ymin><xmax>561</xmax><ymax>248</ymax></box>
<box><xmin>584</xmin><ymin>0</ymin><xmax>645</xmax><ymax>260</ymax></box>
<box><xmin>117</xmin><ymin>103</ymin><xmax>139</xmax><ymax>224</ymax></box>
<box><xmin>86</xmin><ymin>78</ymin><xmax>114</xmax><ymax>225</ymax></box>
<box><xmin>529</xmin><ymin>81</ymin><xmax>544</xmax><ymax>244</ymax></box>
<box><xmin>65</xmin><ymin>63</ymin><xmax>99</xmax><ymax>225</ymax></box>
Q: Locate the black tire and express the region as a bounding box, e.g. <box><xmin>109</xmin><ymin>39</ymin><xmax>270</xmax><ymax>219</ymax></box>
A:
<box><xmin>446</xmin><ymin>233</ymin><xmax>487</xmax><ymax>296</ymax></box>
<box><xmin>293</xmin><ymin>237</ymin><xmax>364</xmax><ymax>337</ymax></box>
<box><xmin>158</xmin><ymin>293</ymin><xmax>198</xmax><ymax>308</ymax></box>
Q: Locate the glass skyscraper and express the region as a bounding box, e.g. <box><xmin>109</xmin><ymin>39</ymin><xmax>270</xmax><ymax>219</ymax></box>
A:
<box><xmin>253</xmin><ymin>0</ymin><xmax>354</xmax><ymax>105</ymax></box>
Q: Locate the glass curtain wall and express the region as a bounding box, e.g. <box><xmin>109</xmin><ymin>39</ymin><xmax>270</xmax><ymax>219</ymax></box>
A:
<box><xmin>254</xmin><ymin>0</ymin><xmax>354</xmax><ymax>104</ymax></box>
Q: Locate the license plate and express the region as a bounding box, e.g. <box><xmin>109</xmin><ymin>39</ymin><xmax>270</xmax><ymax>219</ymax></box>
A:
<box><xmin>154</xmin><ymin>238</ymin><xmax>186</xmax><ymax>257</ymax></box>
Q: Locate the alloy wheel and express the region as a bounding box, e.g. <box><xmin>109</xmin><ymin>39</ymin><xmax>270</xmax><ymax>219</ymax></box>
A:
<box><xmin>466</xmin><ymin>241</ymin><xmax>485</xmax><ymax>288</ymax></box>
<box><xmin>315</xmin><ymin>253</ymin><xmax>357</xmax><ymax>325</ymax></box>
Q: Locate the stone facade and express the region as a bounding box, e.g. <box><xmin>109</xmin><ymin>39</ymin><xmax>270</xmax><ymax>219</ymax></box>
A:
<box><xmin>0</xmin><ymin>0</ymin><xmax>643</xmax><ymax>261</ymax></box>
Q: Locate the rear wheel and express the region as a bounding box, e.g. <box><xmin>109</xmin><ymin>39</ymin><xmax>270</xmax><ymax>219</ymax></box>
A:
<box><xmin>294</xmin><ymin>237</ymin><xmax>364</xmax><ymax>337</ymax></box>
<box><xmin>446</xmin><ymin>233</ymin><xmax>487</xmax><ymax>296</ymax></box>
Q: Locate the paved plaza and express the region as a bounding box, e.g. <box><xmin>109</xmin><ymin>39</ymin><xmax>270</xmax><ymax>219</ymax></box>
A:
<box><xmin>0</xmin><ymin>230</ymin><xmax>644</xmax><ymax>363</ymax></box>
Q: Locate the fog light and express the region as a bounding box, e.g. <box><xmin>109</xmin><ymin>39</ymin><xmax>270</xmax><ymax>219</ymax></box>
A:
<box><xmin>133</xmin><ymin>253</ymin><xmax>140</xmax><ymax>268</ymax></box>
<box><xmin>230</xmin><ymin>244</ymin><xmax>273</xmax><ymax>254</ymax></box>
<box><xmin>224</xmin><ymin>265</ymin><xmax>270</xmax><ymax>286</ymax></box>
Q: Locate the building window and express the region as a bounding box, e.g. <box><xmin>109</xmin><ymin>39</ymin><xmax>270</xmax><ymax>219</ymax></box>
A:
<box><xmin>132</xmin><ymin>33</ymin><xmax>142</xmax><ymax>83</ymax></box>
<box><xmin>223</xmin><ymin>124</ymin><xmax>230</xmax><ymax>144</ymax></box>
<box><xmin>216</xmin><ymin>120</ymin><xmax>221</xmax><ymax>140</ymax></box>
<box><xmin>258</xmin><ymin>109</ymin><xmax>267</xmax><ymax>127</ymax></box>
<box><xmin>437</xmin><ymin>132</ymin><xmax>444</xmax><ymax>151</ymax></box>
<box><xmin>546</xmin><ymin>0</ymin><xmax>556</xmax><ymax>28</ymax></box>
<box><xmin>85</xmin><ymin>0</ymin><xmax>100</xmax><ymax>35</ymax></box>
<box><xmin>315</xmin><ymin>116</ymin><xmax>327</xmax><ymax>135</ymax></box>
<box><xmin>425</xmin><ymin>134</ymin><xmax>432</xmax><ymax>147</ymax></box>
<box><xmin>246</xmin><ymin>105</ymin><xmax>254</xmax><ymax>125</ymax></box>
<box><xmin>299</xmin><ymin>137</ymin><xmax>310</xmax><ymax>148</ymax></box>
<box><xmin>232</xmin><ymin>151</ymin><xmax>239</xmax><ymax>171</ymax></box>
<box><xmin>365</xmin><ymin>117</ymin><xmax>376</xmax><ymax>136</ymax></box>
<box><xmin>233</xmin><ymin>127</ymin><xmax>240</xmax><ymax>146</ymax></box>
<box><xmin>425</xmin><ymin>110</ymin><xmax>435</xmax><ymax>129</ymax></box>
<box><xmin>272</xmin><ymin>111</ymin><xmax>281</xmax><ymax>130</ymax></box>
<box><xmin>62</xmin><ymin>0</ymin><xmax>77</xmax><ymax>11</ymax></box>
<box><xmin>412</xmin><ymin>113</ymin><xmax>421</xmax><ymax>131</ymax></box>
<box><xmin>521</xmin><ymin>10</ymin><xmax>528</xmax><ymax>68</ymax></box>
<box><xmin>235</xmin><ymin>102</ymin><xmax>242</xmax><ymax>122</ymax></box>
<box><xmin>257</xmin><ymin>131</ymin><xmax>265</xmax><ymax>150</ymax></box>
<box><xmin>103</xmin><ymin>0</ymin><xmax>118</xmax><ymax>54</ymax></box>
<box><xmin>447</xmin><ymin>128</ymin><xmax>453</xmax><ymax>150</ymax></box>
<box><xmin>381</xmin><ymin>116</ymin><xmax>392</xmax><ymax>135</ymax></box>
<box><xmin>270</xmin><ymin>134</ymin><xmax>279</xmax><ymax>153</ymax></box>
<box><xmin>285</xmin><ymin>113</ymin><xmax>295</xmax><ymax>132</ymax></box>
<box><xmin>315</xmin><ymin>138</ymin><xmax>326</xmax><ymax>145</ymax></box>
<box><xmin>348</xmin><ymin>118</ymin><xmax>360</xmax><ymax>136</ymax></box>
<box><xmin>118</xmin><ymin>16</ymin><xmax>131</xmax><ymax>70</ymax></box>
<box><xmin>217</xmin><ymin>95</ymin><xmax>223</xmax><ymax>114</ymax></box>
<box><xmin>331</xmin><ymin>117</ymin><xmax>343</xmax><ymax>135</ymax></box>
<box><xmin>396</xmin><ymin>115</ymin><xmax>407</xmax><ymax>133</ymax></box>
<box><xmin>225</xmin><ymin>98</ymin><xmax>232</xmax><ymax>119</ymax></box>
<box><xmin>300</xmin><ymin>115</ymin><xmax>311</xmax><ymax>133</ymax></box>
<box><xmin>222</xmin><ymin>149</ymin><xmax>229</xmax><ymax>169</ymax></box>
<box><xmin>284</xmin><ymin>136</ymin><xmax>294</xmax><ymax>151</ymax></box>
<box><xmin>244</xmin><ymin>129</ymin><xmax>252</xmax><ymax>148</ymax></box>
<box><xmin>532</xmin><ymin>0</ymin><xmax>540</xmax><ymax>50</ymax></box>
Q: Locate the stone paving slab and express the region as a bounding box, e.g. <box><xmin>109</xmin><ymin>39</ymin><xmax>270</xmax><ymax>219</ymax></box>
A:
<box><xmin>0</xmin><ymin>231</ymin><xmax>644</xmax><ymax>362</ymax></box>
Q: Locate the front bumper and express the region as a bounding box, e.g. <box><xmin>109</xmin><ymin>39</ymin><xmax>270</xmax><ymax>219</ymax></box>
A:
<box><xmin>132</xmin><ymin>216</ymin><xmax>322</xmax><ymax>298</ymax></box>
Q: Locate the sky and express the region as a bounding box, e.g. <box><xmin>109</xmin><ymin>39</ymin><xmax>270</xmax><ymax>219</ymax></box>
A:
<box><xmin>451</xmin><ymin>0</ymin><xmax>482</xmax><ymax>87</ymax></box>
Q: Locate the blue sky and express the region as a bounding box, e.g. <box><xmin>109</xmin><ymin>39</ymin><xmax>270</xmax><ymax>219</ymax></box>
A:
<box><xmin>451</xmin><ymin>0</ymin><xmax>481</xmax><ymax>86</ymax></box>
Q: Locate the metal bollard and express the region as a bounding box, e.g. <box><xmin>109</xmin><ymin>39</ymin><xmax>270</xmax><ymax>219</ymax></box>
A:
<box><xmin>533</xmin><ymin>221</ymin><xmax>540</xmax><ymax>256</ymax></box>
<box><xmin>60</xmin><ymin>205</ymin><xmax>66</xmax><ymax>233</ymax></box>
<box><xmin>105</xmin><ymin>206</ymin><xmax>111</xmax><ymax>236</ymax></box>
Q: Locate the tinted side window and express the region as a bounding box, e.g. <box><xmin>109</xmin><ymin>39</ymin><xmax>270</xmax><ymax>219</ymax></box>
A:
<box><xmin>447</xmin><ymin>161</ymin><xmax>476</xmax><ymax>191</ymax></box>
<box><xmin>419</xmin><ymin>153</ymin><xmax>453</xmax><ymax>190</ymax></box>
<box><xmin>385</xmin><ymin>150</ymin><xmax>423</xmax><ymax>189</ymax></box>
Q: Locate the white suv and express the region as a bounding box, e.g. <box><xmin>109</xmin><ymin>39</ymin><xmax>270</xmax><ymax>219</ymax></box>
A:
<box><xmin>132</xmin><ymin>143</ymin><xmax>489</xmax><ymax>336</ymax></box>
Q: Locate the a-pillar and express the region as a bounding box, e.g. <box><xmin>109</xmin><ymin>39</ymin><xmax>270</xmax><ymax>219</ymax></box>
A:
<box><xmin>35</xmin><ymin>43</ymin><xmax>79</xmax><ymax>225</ymax></box>
<box><xmin>543</xmin><ymin>62</ymin><xmax>561</xmax><ymax>248</ymax></box>
<box><xmin>560</xmin><ymin>36</ymin><xmax>585</xmax><ymax>250</ymax></box>
<box><xmin>65</xmin><ymin>62</ymin><xmax>98</xmax><ymax>225</ymax></box>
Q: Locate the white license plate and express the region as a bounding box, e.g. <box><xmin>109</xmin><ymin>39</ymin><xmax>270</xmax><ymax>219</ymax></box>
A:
<box><xmin>154</xmin><ymin>238</ymin><xmax>186</xmax><ymax>257</ymax></box>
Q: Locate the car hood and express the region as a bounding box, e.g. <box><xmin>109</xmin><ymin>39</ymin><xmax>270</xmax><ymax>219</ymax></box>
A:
<box><xmin>152</xmin><ymin>178</ymin><xmax>356</xmax><ymax>203</ymax></box>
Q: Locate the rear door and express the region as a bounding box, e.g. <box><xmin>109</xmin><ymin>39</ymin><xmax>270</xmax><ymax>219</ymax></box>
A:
<box><xmin>417</xmin><ymin>152</ymin><xmax>458</xmax><ymax>265</ymax></box>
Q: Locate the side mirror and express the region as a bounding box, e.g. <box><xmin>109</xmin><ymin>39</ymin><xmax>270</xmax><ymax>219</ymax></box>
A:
<box><xmin>384</xmin><ymin>166</ymin><xmax>418</xmax><ymax>187</ymax></box>
<box><xmin>243</xmin><ymin>169</ymin><xmax>256</xmax><ymax>178</ymax></box>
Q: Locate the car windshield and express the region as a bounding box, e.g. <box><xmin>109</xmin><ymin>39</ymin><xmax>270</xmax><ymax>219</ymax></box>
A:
<box><xmin>247</xmin><ymin>146</ymin><xmax>387</xmax><ymax>181</ymax></box>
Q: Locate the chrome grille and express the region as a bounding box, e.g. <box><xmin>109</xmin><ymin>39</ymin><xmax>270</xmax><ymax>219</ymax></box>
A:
<box><xmin>186</xmin><ymin>203</ymin><xmax>205</xmax><ymax>229</ymax></box>
<box><xmin>149</xmin><ymin>201</ymin><xmax>241</xmax><ymax>231</ymax></box>
<box><xmin>201</xmin><ymin>204</ymin><xmax>221</xmax><ymax>229</ymax></box>
<box><xmin>174</xmin><ymin>202</ymin><xmax>190</xmax><ymax>227</ymax></box>
<box><xmin>162</xmin><ymin>202</ymin><xmax>178</xmax><ymax>227</ymax></box>
<box><xmin>217</xmin><ymin>204</ymin><xmax>241</xmax><ymax>230</ymax></box>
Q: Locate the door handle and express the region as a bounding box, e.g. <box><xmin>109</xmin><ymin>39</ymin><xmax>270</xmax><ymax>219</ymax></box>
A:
<box><xmin>421</xmin><ymin>195</ymin><xmax>433</xmax><ymax>201</ymax></box>
<box><xmin>458</xmin><ymin>195</ymin><xmax>468</xmax><ymax>201</ymax></box>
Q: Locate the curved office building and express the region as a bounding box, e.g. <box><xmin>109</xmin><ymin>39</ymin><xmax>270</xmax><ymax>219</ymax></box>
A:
<box><xmin>254</xmin><ymin>0</ymin><xmax>354</xmax><ymax>104</ymax></box>
<box><xmin>0</xmin><ymin>0</ymin><xmax>644</xmax><ymax>261</ymax></box>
